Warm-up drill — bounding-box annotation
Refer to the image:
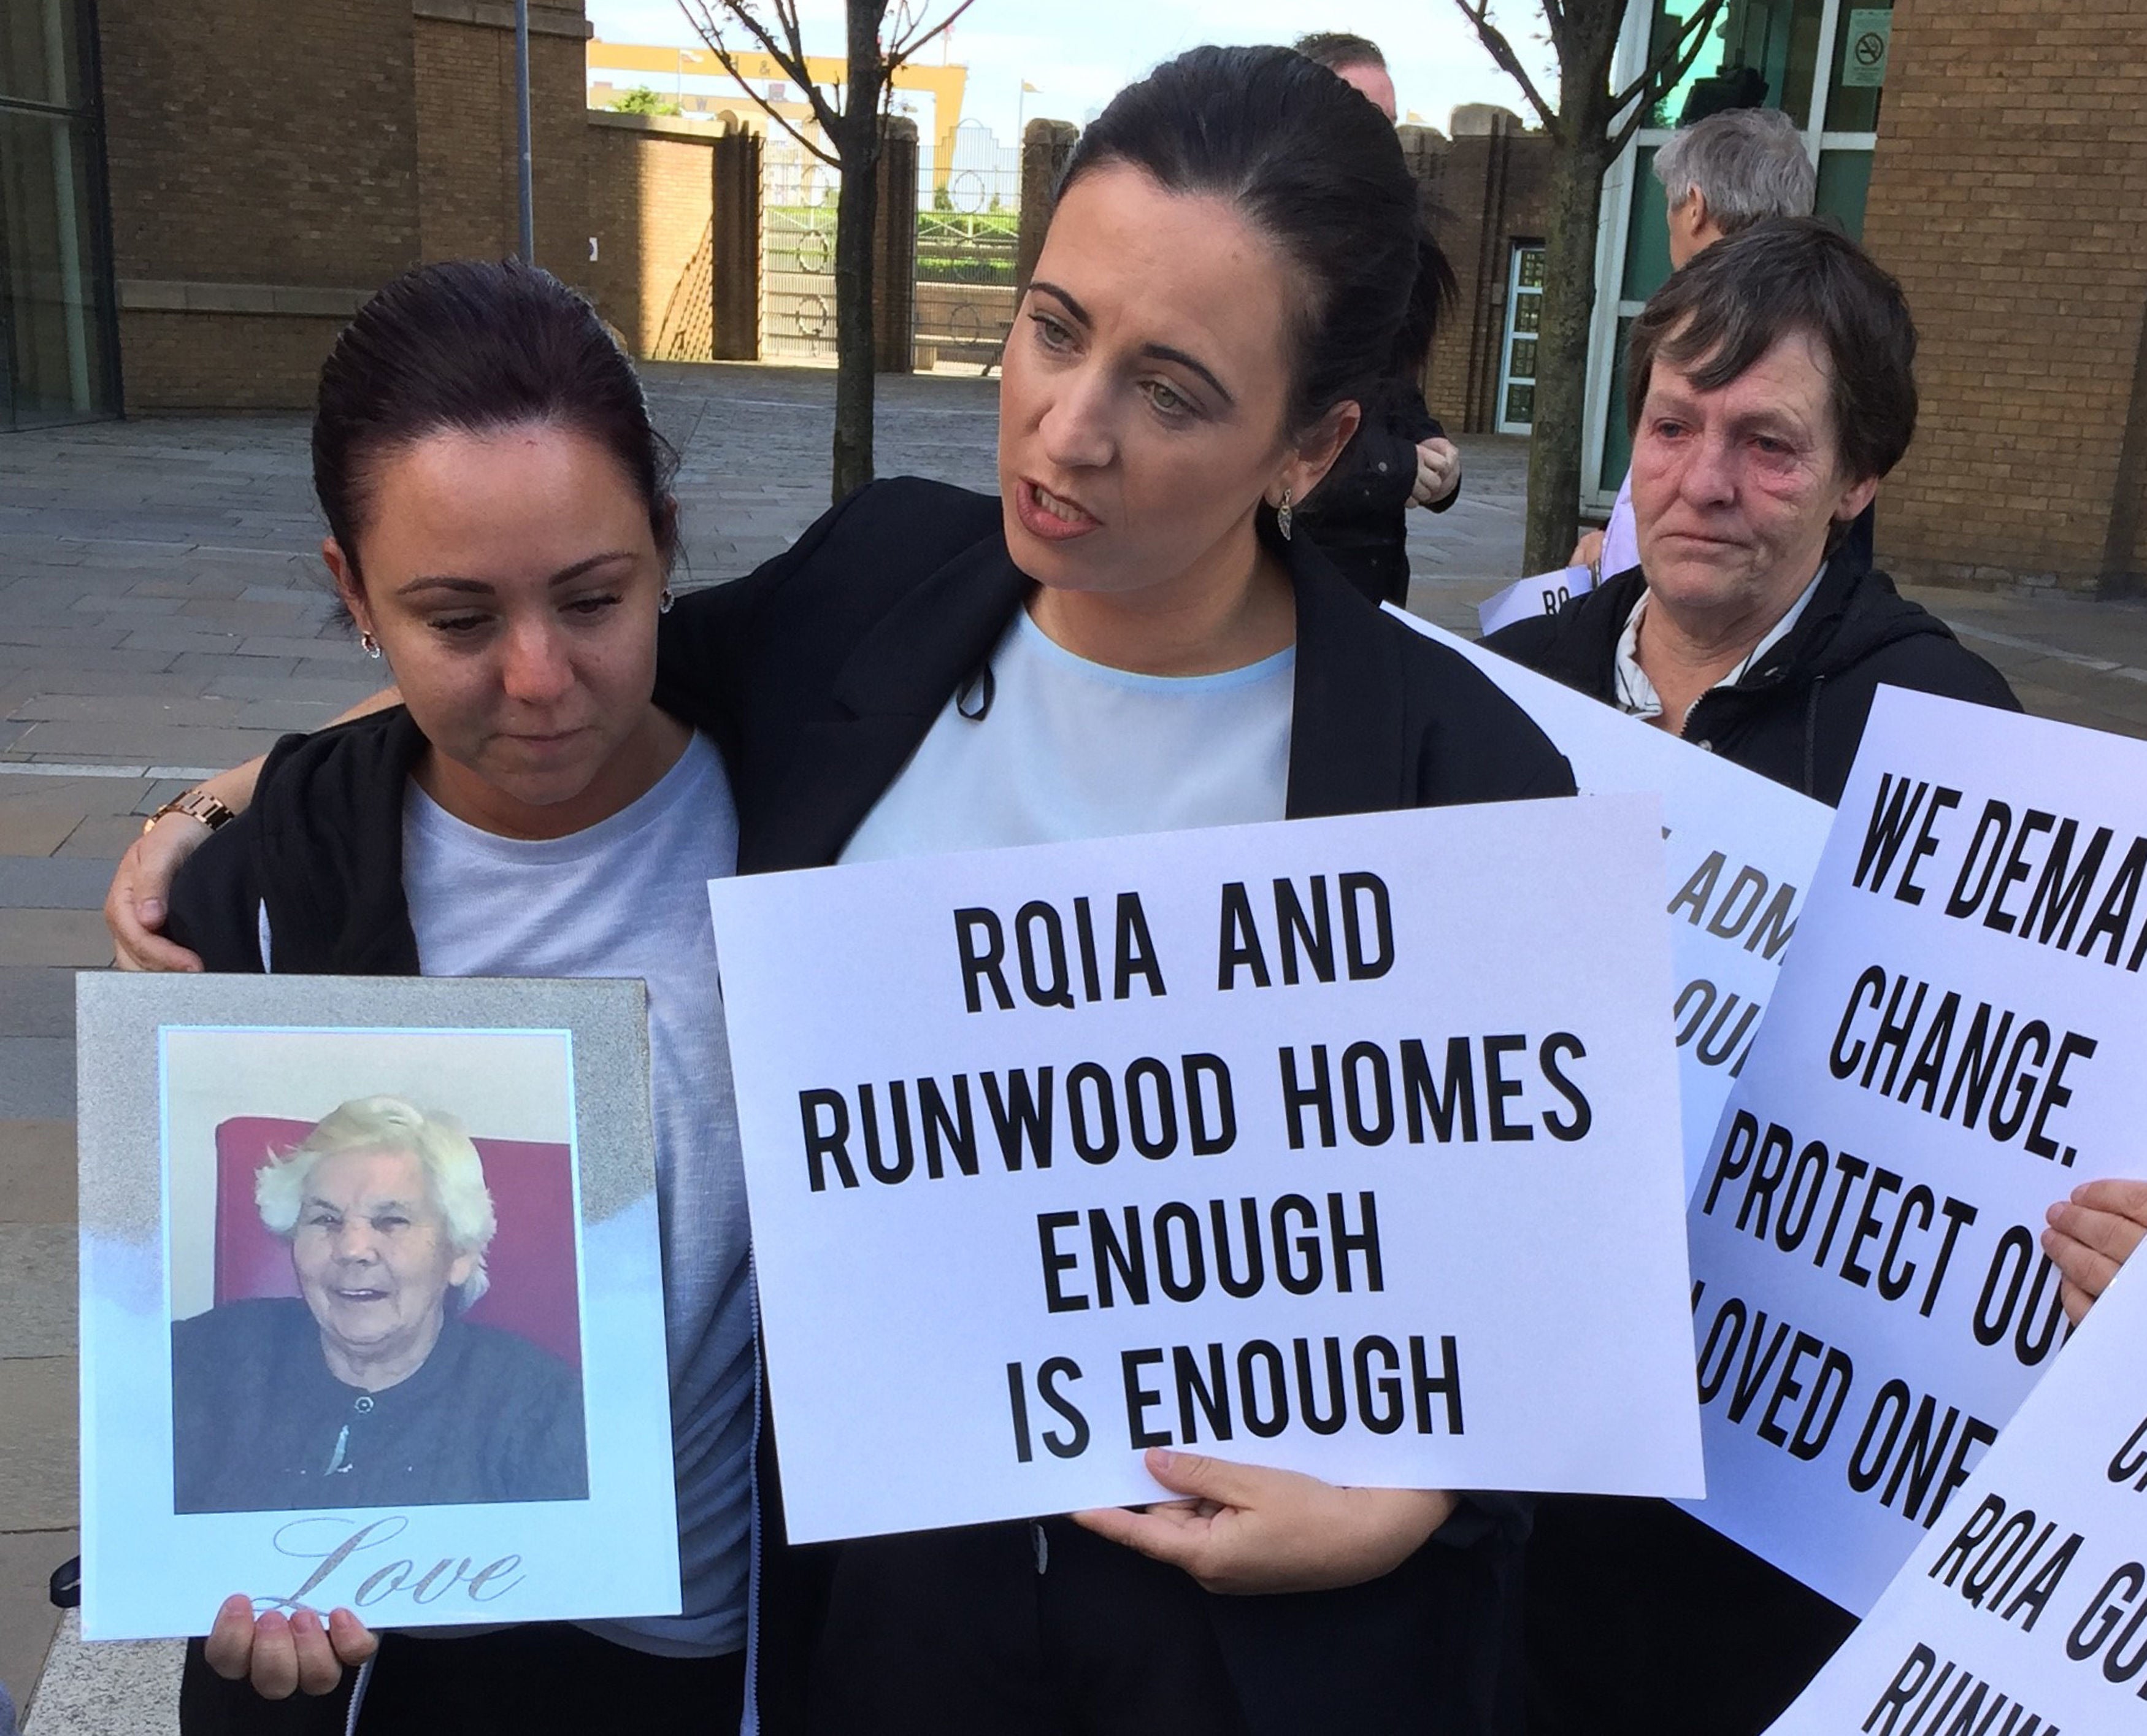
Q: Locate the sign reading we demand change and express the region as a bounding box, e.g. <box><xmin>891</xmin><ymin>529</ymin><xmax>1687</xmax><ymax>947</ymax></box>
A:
<box><xmin>1687</xmin><ymin>687</ymin><xmax>2147</xmax><ymax>1615</ymax></box>
<box><xmin>1768</xmin><ymin>1251</ymin><xmax>2147</xmax><ymax>1735</ymax></box>
<box><xmin>1386</xmin><ymin>609</ymin><xmax>1833</xmax><ymax>1197</ymax></box>
<box><xmin>707</xmin><ymin>798</ymin><xmax>1702</xmax><ymax>1543</ymax></box>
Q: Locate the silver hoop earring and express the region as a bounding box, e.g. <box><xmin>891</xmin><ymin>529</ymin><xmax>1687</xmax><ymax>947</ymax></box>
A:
<box><xmin>1277</xmin><ymin>487</ymin><xmax>1294</xmax><ymax>542</ymax></box>
<box><xmin>359</xmin><ymin>632</ymin><xmax>382</xmax><ymax>659</ymax></box>
<box><xmin>658</xmin><ymin>588</ymin><xmax>675</xmax><ymax>615</ymax></box>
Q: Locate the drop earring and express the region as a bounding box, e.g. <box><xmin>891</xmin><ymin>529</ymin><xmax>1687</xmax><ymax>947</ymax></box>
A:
<box><xmin>1277</xmin><ymin>486</ymin><xmax>1294</xmax><ymax>542</ymax></box>
<box><xmin>359</xmin><ymin>632</ymin><xmax>382</xmax><ymax>659</ymax></box>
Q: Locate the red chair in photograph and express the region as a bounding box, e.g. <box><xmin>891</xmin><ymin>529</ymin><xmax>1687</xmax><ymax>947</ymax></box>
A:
<box><xmin>210</xmin><ymin>1115</ymin><xmax>583</xmax><ymax>1369</ymax></box>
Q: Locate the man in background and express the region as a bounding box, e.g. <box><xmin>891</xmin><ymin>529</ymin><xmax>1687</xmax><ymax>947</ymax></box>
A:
<box><xmin>1575</xmin><ymin>106</ymin><xmax>1817</xmax><ymax>579</ymax></box>
<box><xmin>1288</xmin><ymin>32</ymin><xmax>1465</xmax><ymax>605</ymax></box>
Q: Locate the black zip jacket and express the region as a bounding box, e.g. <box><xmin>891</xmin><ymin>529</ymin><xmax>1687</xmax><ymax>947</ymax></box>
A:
<box><xmin>1483</xmin><ymin>550</ymin><xmax>2019</xmax><ymax>805</ymax></box>
<box><xmin>1487</xmin><ymin>552</ymin><xmax>2021</xmax><ymax>1736</ymax></box>
<box><xmin>652</xmin><ymin>475</ymin><xmax>1575</xmax><ymax>1736</ymax></box>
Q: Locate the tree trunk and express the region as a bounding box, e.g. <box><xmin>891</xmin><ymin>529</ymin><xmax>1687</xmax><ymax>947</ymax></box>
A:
<box><xmin>831</xmin><ymin>126</ymin><xmax>881</xmax><ymax>503</ymax></box>
<box><xmin>1523</xmin><ymin>129</ymin><xmax>1613</xmax><ymax>574</ymax></box>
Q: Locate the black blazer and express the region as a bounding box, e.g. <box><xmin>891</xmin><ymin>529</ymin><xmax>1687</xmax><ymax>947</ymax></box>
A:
<box><xmin>655</xmin><ymin>478</ymin><xmax>1575</xmax><ymax>1736</ymax></box>
<box><xmin>656</xmin><ymin>477</ymin><xmax>1573</xmax><ymax>872</ymax></box>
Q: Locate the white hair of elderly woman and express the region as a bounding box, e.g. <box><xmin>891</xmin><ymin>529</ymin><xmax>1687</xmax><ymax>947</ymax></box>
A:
<box><xmin>254</xmin><ymin>1096</ymin><xmax>499</xmax><ymax>1307</ymax></box>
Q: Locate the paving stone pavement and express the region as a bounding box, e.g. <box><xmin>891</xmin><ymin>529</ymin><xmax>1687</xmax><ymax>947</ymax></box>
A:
<box><xmin>2</xmin><ymin>363</ymin><xmax>2146</xmax><ymax>1730</ymax></box>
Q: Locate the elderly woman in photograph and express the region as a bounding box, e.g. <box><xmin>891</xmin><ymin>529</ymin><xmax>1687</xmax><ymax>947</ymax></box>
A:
<box><xmin>171</xmin><ymin>1096</ymin><xmax>587</xmax><ymax>1515</ymax></box>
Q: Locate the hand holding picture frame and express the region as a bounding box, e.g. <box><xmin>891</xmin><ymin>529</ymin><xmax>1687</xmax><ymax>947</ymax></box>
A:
<box><xmin>77</xmin><ymin>974</ymin><xmax>681</xmax><ymax>1642</ymax></box>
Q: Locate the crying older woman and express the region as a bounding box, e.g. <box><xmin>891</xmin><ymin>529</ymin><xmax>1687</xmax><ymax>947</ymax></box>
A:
<box><xmin>171</xmin><ymin>1096</ymin><xmax>586</xmax><ymax>1514</ymax></box>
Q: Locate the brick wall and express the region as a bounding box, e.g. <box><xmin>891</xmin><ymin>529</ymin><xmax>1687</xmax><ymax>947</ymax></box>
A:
<box><xmin>1862</xmin><ymin>0</ymin><xmax>2147</xmax><ymax>593</ymax></box>
<box><xmin>583</xmin><ymin>117</ymin><xmax>717</xmax><ymax>359</ymax></box>
<box><xmin>101</xmin><ymin>0</ymin><xmax>596</xmax><ymax>409</ymax></box>
<box><xmin>100</xmin><ymin>0</ymin><xmax>421</xmax><ymax>289</ymax></box>
<box><xmin>412</xmin><ymin>13</ymin><xmax>590</xmax><ymax>282</ymax></box>
<box><xmin>115</xmin><ymin>312</ymin><xmax>354</xmax><ymax>413</ymax></box>
<box><xmin>1415</xmin><ymin>123</ymin><xmax>1554</xmax><ymax>435</ymax></box>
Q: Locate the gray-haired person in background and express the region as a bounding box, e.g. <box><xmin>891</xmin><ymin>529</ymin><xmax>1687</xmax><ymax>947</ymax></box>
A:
<box><xmin>1573</xmin><ymin>106</ymin><xmax>1817</xmax><ymax>581</ymax></box>
<box><xmin>1286</xmin><ymin>31</ymin><xmax>1466</xmax><ymax>607</ymax></box>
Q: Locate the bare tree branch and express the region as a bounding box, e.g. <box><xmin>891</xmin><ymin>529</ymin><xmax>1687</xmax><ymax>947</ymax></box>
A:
<box><xmin>885</xmin><ymin>0</ymin><xmax>977</xmax><ymax>68</ymax></box>
<box><xmin>675</xmin><ymin>0</ymin><xmax>841</xmax><ymax>158</ymax></box>
<box><xmin>1451</xmin><ymin>0</ymin><xmax>1561</xmax><ymax>135</ymax></box>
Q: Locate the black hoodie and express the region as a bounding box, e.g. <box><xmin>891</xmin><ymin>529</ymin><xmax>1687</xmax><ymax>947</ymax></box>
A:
<box><xmin>1483</xmin><ymin>550</ymin><xmax>2020</xmax><ymax>805</ymax></box>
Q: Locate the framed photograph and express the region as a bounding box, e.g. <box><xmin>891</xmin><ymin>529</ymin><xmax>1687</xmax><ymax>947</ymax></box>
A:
<box><xmin>77</xmin><ymin>974</ymin><xmax>680</xmax><ymax>1642</ymax></box>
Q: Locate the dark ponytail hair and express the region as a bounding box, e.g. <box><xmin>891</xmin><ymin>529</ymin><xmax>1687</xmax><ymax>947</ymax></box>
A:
<box><xmin>1059</xmin><ymin>45</ymin><xmax>1423</xmax><ymax>436</ymax></box>
<box><xmin>312</xmin><ymin>259</ymin><xmax>677</xmax><ymax>584</ymax></box>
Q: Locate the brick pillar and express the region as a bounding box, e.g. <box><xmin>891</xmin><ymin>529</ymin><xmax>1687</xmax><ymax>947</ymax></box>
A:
<box><xmin>1016</xmin><ymin>119</ymin><xmax>1080</xmax><ymax>291</ymax></box>
<box><xmin>710</xmin><ymin>127</ymin><xmax>761</xmax><ymax>363</ymax></box>
<box><xmin>873</xmin><ymin>116</ymin><xmax>918</xmax><ymax>373</ymax></box>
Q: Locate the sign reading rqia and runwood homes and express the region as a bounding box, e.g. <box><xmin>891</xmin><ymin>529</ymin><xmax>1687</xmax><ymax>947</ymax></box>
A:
<box><xmin>1684</xmin><ymin>688</ymin><xmax>2147</xmax><ymax>1615</ymax></box>
<box><xmin>706</xmin><ymin>796</ymin><xmax>1704</xmax><ymax>1543</ymax></box>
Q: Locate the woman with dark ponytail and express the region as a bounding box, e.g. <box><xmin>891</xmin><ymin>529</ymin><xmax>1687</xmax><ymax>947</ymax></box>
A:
<box><xmin>154</xmin><ymin>259</ymin><xmax>765</xmax><ymax>1736</ymax></box>
<box><xmin>117</xmin><ymin>47</ymin><xmax>1572</xmax><ymax>1735</ymax></box>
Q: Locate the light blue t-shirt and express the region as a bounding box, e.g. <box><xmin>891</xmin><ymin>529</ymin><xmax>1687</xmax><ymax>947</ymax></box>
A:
<box><xmin>841</xmin><ymin>607</ymin><xmax>1296</xmax><ymax>862</ymax></box>
<box><xmin>401</xmin><ymin>733</ymin><xmax>751</xmax><ymax>1657</ymax></box>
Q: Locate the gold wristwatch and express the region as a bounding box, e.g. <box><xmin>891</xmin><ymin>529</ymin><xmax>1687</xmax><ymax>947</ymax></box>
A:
<box><xmin>143</xmin><ymin>790</ymin><xmax>236</xmax><ymax>835</ymax></box>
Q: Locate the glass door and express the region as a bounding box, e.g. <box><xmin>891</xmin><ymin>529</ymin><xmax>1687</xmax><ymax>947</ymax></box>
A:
<box><xmin>1581</xmin><ymin>0</ymin><xmax>1886</xmax><ymax>505</ymax></box>
<box><xmin>1497</xmin><ymin>242</ymin><xmax>1545</xmax><ymax>435</ymax></box>
<box><xmin>0</xmin><ymin>0</ymin><xmax>120</xmax><ymax>427</ymax></box>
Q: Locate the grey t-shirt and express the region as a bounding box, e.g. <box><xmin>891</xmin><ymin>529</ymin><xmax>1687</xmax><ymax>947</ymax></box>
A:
<box><xmin>402</xmin><ymin>733</ymin><xmax>751</xmax><ymax>1656</ymax></box>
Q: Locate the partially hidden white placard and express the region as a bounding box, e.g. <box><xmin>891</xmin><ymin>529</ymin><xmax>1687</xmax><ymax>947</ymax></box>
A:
<box><xmin>1386</xmin><ymin>605</ymin><xmax>1834</xmax><ymax>1196</ymax></box>
<box><xmin>707</xmin><ymin>796</ymin><xmax>1703</xmax><ymax>1545</ymax></box>
<box><xmin>77</xmin><ymin>975</ymin><xmax>682</xmax><ymax>1641</ymax></box>
<box><xmin>1768</xmin><ymin>1253</ymin><xmax>2147</xmax><ymax>1733</ymax></box>
<box><xmin>1684</xmin><ymin>687</ymin><xmax>2147</xmax><ymax>1615</ymax></box>
<box><xmin>1475</xmin><ymin>566</ymin><xmax>1598</xmax><ymax>637</ymax></box>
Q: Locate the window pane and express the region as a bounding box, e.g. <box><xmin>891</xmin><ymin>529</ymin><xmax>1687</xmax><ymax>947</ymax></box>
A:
<box><xmin>1599</xmin><ymin>317</ymin><xmax>1636</xmax><ymax>493</ymax></box>
<box><xmin>1507</xmin><ymin>338</ymin><xmax>1538</xmax><ymax>383</ymax></box>
<box><xmin>1824</xmin><ymin>2</ymin><xmax>1894</xmax><ymax>132</ymax></box>
<box><xmin>1505</xmin><ymin>384</ymin><xmax>1534</xmax><ymax>427</ymax></box>
<box><xmin>1814</xmin><ymin>149</ymin><xmax>1872</xmax><ymax>239</ymax></box>
<box><xmin>0</xmin><ymin>109</ymin><xmax>116</xmax><ymax>423</ymax></box>
<box><xmin>1517</xmin><ymin>247</ymin><xmax>1545</xmax><ymax>290</ymax></box>
<box><xmin>1513</xmin><ymin>293</ymin><xmax>1540</xmax><ymax>334</ymax></box>
<box><xmin>1623</xmin><ymin>145</ymin><xmax>1673</xmax><ymax>303</ymax></box>
<box><xmin>1650</xmin><ymin>0</ymin><xmax>1824</xmax><ymax>129</ymax></box>
<box><xmin>0</xmin><ymin>0</ymin><xmax>85</xmax><ymax>111</ymax></box>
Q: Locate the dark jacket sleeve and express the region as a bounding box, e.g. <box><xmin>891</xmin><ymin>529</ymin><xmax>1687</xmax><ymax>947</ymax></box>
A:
<box><xmin>653</xmin><ymin>483</ymin><xmax>888</xmax><ymax>742</ymax></box>
<box><xmin>1805</xmin><ymin>636</ymin><xmax>2021</xmax><ymax>806</ymax></box>
<box><xmin>164</xmin><ymin>812</ymin><xmax>268</xmax><ymax>974</ymax></box>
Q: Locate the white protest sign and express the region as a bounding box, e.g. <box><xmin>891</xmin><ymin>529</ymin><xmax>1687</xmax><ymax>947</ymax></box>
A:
<box><xmin>1385</xmin><ymin>606</ymin><xmax>1834</xmax><ymax>1196</ymax></box>
<box><xmin>1768</xmin><ymin>1254</ymin><xmax>2147</xmax><ymax>1735</ymax></box>
<box><xmin>1476</xmin><ymin>566</ymin><xmax>1597</xmax><ymax>637</ymax></box>
<box><xmin>1685</xmin><ymin>686</ymin><xmax>2147</xmax><ymax>1615</ymax></box>
<box><xmin>707</xmin><ymin>798</ymin><xmax>1703</xmax><ymax>1543</ymax></box>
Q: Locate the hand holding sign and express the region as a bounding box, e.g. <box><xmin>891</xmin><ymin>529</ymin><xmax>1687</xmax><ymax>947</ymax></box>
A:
<box><xmin>1074</xmin><ymin>1450</ymin><xmax>1454</xmax><ymax>1594</ymax></box>
<box><xmin>2045</xmin><ymin>1178</ymin><xmax>2147</xmax><ymax>1325</ymax></box>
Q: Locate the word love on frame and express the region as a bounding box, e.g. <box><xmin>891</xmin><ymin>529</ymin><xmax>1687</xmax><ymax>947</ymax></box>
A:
<box><xmin>76</xmin><ymin>974</ymin><xmax>678</xmax><ymax>1642</ymax></box>
<box><xmin>708</xmin><ymin>794</ymin><xmax>1704</xmax><ymax>1545</ymax></box>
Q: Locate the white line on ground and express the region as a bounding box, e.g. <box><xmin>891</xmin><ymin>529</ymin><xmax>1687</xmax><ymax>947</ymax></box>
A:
<box><xmin>0</xmin><ymin>762</ymin><xmax>217</xmax><ymax>781</ymax></box>
<box><xmin>1942</xmin><ymin>619</ymin><xmax>2147</xmax><ymax>682</ymax></box>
